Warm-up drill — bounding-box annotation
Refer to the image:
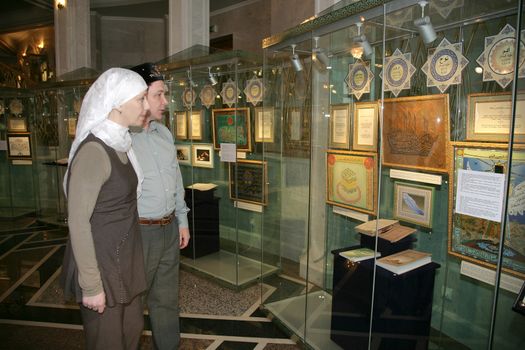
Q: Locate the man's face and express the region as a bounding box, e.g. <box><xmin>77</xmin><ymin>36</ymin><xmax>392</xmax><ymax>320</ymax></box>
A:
<box><xmin>146</xmin><ymin>80</ymin><xmax>168</xmax><ymax>121</ymax></box>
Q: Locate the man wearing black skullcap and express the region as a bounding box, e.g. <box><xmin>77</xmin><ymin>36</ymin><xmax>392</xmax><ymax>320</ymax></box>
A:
<box><xmin>130</xmin><ymin>62</ymin><xmax>190</xmax><ymax>350</ymax></box>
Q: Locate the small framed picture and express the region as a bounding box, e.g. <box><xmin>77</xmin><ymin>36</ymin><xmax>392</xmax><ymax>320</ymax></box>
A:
<box><xmin>175</xmin><ymin>111</ymin><xmax>187</xmax><ymax>140</ymax></box>
<box><xmin>393</xmin><ymin>181</ymin><xmax>434</xmax><ymax>228</ymax></box>
<box><xmin>7</xmin><ymin>117</ymin><xmax>28</xmax><ymax>132</ymax></box>
<box><xmin>176</xmin><ymin>144</ymin><xmax>191</xmax><ymax>165</ymax></box>
<box><xmin>191</xmin><ymin>144</ymin><xmax>214</xmax><ymax>168</ymax></box>
<box><xmin>188</xmin><ymin>110</ymin><xmax>203</xmax><ymax>140</ymax></box>
<box><xmin>255</xmin><ymin>107</ymin><xmax>275</xmax><ymax>143</ymax></box>
<box><xmin>7</xmin><ymin>133</ymin><xmax>32</xmax><ymax>159</ymax></box>
<box><xmin>352</xmin><ymin>101</ymin><xmax>379</xmax><ymax>152</ymax></box>
<box><xmin>329</xmin><ymin>104</ymin><xmax>350</xmax><ymax>149</ymax></box>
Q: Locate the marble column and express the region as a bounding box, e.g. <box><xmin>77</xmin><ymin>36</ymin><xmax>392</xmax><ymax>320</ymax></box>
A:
<box><xmin>54</xmin><ymin>0</ymin><xmax>91</xmax><ymax>77</ymax></box>
<box><xmin>168</xmin><ymin>0</ymin><xmax>209</xmax><ymax>55</ymax></box>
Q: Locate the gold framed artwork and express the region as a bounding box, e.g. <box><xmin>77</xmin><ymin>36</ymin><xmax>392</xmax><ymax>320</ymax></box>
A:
<box><xmin>393</xmin><ymin>182</ymin><xmax>434</xmax><ymax>228</ymax></box>
<box><xmin>352</xmin><ymin>101</ymin><xmax>378</xmax><ymax>152</ymax></box>
<box><xmin>7</xmin><ymin>133</ymin><xmax>32</xmax><ymax>159</ymax></box>
<box><xmin>191</xmin><ymin>143</ymin><xmax>214</xmax><ymax>168</ymax></box>
<box><xmin>382</xmin><ymin>94</ymin><xmax>450</xmax><ymax>173</ymax></box>
<box><xmin>174</xmin><ymin>111</ymin><xmax>187</xmax><ymax>140</ymax></box>
<box><xmin>254</xmin><ymin>107</ymin><xmax>275</xmax><ymax>143</ymax></box>
<box><xmin>229</xmin><ymin>160</ymin><xmax>268</xmax><ymax>205</ymax></box>
<box><xmin>466</xmin><ymin>92</ymin><xmax>525</xmax><ymax>142</ymax></box>
<box><xmin>449</xmin><ymin>142</ymin><xmax>525</xmax><ymax>279</ymax></box>
<box><xmin>326</xmin><ymin>150</ymin><xmax>377</xmax><ymax>215</ymax></box>
<box><xmin>329</xmin><ymin>104</ymin><xmax>350</xmax><ymax>149</ymax></box>
<box><xmin>67</xmin><ymin>117</ymin><xmax>77</xmax><ymax>137</ymax></box>
<box><xmin>188</xmin><ymin>110</ymin><xmax>203</xmax><ymax>140</ymax></box>
<box><xmin>7</xmin><ymin>117</ymin><xmax>27</xmax><ymax>132</ymax></box>
<box><xmin>212</xmin><ymin>108</ymin><xmax>251</xmax><ymax>152</ymax></box>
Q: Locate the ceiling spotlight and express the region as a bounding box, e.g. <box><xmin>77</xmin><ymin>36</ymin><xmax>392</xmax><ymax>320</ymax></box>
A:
<box><xmin>414</xmin><ymin>1</ymin><xmax>436</xmax><ymax>45</ymax></box>
<box><xmin>312</xmin><ymin>37</ymin><xmax>331</xmax><ymax>70</ymax></box>
<box><xmin>290</xmin><ymin>44</ymin><xmax>303</xmax><ymax>72</ymax></box>
<box><xmin>208</xmin><ymin>67</ymin><xmax>218</xmax><ymax>86</ymax></box>
<box><xmin>351</xmin><ymin>22</ymin><xmax>373</xmax><ymax>59</ymax></box>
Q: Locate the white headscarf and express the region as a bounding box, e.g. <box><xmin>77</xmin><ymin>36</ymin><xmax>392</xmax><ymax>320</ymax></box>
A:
<box><xmin>63</xmin><ymin>68</ymin><xmax>147</xmax><ymax>196</ymax></box>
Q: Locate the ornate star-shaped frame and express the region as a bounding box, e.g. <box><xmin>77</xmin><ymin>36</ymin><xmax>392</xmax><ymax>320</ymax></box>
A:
<box><xmin>199</xmin><ymin>84</ymin><xmax>216</xmax><ymax>109</ymax></box>
<box><xmin>422</xmin><ymin>38</ymin><xmax>469</xmax><ymax>93</ymax></box>
<box><xmin>221</xmin><ymin>79</ymin><xmax>238</xmax><ymax>107</ymax></box>
<box><xmin>476</xmin><ymin>24</ymin><xmax>525</xmax><ymax>88</ymax></box>
<box><xmin>430</xmin><ymin>0</ymin><xmax>464</xmax><ymax>19</ymax></box>
<box><xmin>380</xmin><ymin>49</ymin><xmax>416</xmax><ymax>97</ymax></box>
<box><xmin>182</xmin><ymin>87</ymin><xmax>196</xmax><ymax>109</ymax></box>
<box><xmin>9</xmin><ymin>99</ymin><xmax>24</xmax><ymax>115</ymax></box>
<box><xmin>244</xmin><ymin>76</ymin><xmax>264</xmax><ymax>106</ymax></box>
<box><xmin>344</xmin><ymin>61</ymin><xmax>374</xmax><ymax>100</ymax></box>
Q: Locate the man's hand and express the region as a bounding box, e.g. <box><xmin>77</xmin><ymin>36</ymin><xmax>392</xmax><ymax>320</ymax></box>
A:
<box><xmin>82</xmin><ymin>291</ymin><xmax>106</xmax><ymax>314</ymax></box>
<box><xmin>179</xmin><ymin>227</ymin><xmax>190</xmax><ymax>249</ymax></box>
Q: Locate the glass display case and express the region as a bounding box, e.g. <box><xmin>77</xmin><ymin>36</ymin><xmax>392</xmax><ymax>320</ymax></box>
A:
<box><xmin>0</xmin><ymin>88</ymin><xmax>38</xmax><ymax>219</ymax></box>
<box><xmin>159</xmin><ymin>45</ymin><xmax>280</xmax><ymax>287</ymax></box>
<box><xmin>32</xmin><ymin>68</ymin><xmax>96</xmax><ymax>225</ymax></box>
<box><xmin>262</xmin><ymin>0</ymin><xmax>525</xmax><ymax>349</ymax></box>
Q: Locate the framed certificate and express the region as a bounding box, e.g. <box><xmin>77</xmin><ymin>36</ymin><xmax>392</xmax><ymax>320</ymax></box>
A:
<box><xmin>466</xmin><ymin>93</ymin><xmax>525</xmax><ymax>142</ymax></box>
<box><xmin>7</xmin><ymin>117</ymin><xmax>28</xmax><ymax>132</ymax></box>
<box><xmin>326</xmin><ymin>150</ymin><xmax>377</xmax><ymax>214</ymax></box>
<box><xmin>175</xmin><ymin>112</ymin><xmax>187</xmax><ymax>140</ymax></box>
<box><xmin>188</xmin><ymin>110</ymin><xmax>203</xmax><ymax>140</ymax></box>
<box><xmin>352</xmin><ymin>102</ymin><xmax>378</xmax><ymax>152</ymax></box>
<box><xmin>329</xmin><ymin>104</ymin><xmax>350</xmax><ymax>149</ymax></box>
<box><xmin>255</xmin><ymin>107</ymin><xmax>274</xmax><ymax>143</ymax></box>
<box><xmin>7</xmin><ymin>133</ymin><xmax>32</xmax><ymax>159</ymax></box>
<box><xmin>67</xmin><ymin>117</ymin><xmax>77</xmax><ymax>137</ymax></box>
<box><xmin>212</xmin><ymin>108</ymin><xmax>251</xmax><ymax>151</ymax></box>
<box><xmin>229</xmin><ymin>160</ymin><xmax>268</xmax><ymax>205</ymax></box>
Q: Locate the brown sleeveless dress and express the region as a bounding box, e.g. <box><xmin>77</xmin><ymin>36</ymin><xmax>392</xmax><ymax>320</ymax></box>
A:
<box><xmin>61</xmin><ymin>134</ymin><xmax>146</xmax><ymax>307</ymax></box>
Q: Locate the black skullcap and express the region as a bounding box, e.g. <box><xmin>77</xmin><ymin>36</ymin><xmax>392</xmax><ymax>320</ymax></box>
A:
<box><xmin>130</xmin><ymin>62</ymin><xmax>163</xmax><ymax>85</ymax></box>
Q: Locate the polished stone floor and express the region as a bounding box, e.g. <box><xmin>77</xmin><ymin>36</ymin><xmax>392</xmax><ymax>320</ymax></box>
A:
<box><xmin>0</xmin><ymin>218</ymin><xmax>302</xmax><ymax>350</ymax></box>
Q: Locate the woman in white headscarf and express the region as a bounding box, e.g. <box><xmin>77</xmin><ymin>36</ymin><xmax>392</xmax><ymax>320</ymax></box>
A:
<box><xmin>61</xmin><ymin>68</ymin><xmax>149</xmax><ymax>350</ymax></box>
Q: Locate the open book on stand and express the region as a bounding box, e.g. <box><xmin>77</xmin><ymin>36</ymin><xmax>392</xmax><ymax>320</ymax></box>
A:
<box><xmin>355</xmin><ymin>219</ymin><xmax>416</xmax><ymax>243</ymax></box>
<box><xmin>340</xmin><ymin>248</ymin><xmax>381</xmax><ymax>262</ymax></box>
<box><xmin>376</xmin><ymin>249</ymin><xmax>431</xmax><ymax>275</ymax></box>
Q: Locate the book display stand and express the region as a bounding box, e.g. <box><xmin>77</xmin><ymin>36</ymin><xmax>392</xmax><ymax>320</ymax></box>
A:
<box><xmin>330</xmin><ymin>243</ymin><xmax>440</xmax><ymax>350</ymax></box>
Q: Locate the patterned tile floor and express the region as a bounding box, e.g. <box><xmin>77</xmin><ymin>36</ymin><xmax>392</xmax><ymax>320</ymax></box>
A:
<box><xmin>0</xmin><ymin>218</ymin><xmax>303</xmax><ymax>350</ymax></box>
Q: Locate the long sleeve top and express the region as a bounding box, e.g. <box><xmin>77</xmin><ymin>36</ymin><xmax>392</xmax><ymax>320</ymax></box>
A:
<box><xmin>131</xmin><ymin>121</ymin><xmax>189</xmax><ymax>227</ymax></box>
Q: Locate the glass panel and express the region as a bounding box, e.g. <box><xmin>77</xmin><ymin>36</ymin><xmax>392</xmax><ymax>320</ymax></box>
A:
<box><xmin>164</xmin><ymin>47</ymin><xmax>277</xmax><ymax>289</ymax></box>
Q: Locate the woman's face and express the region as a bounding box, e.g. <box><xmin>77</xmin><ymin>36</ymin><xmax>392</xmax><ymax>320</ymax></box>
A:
<box><xmin>119</xmin><ymin>90</ymin><xmax>150</xmax><ymax>127</ymax></box>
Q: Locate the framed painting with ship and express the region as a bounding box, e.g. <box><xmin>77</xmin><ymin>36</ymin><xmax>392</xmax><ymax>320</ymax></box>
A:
<box><xmin>382</xmin><ymin>94</ymin><xmax>450</xmax><ymax>173</ymax></box>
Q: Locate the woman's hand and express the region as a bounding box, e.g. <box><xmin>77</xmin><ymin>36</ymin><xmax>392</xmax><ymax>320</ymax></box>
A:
<box><xmin>82</xmin><ymin>291</ymin><xmax>106</xmax><ymax>314</ymax></box>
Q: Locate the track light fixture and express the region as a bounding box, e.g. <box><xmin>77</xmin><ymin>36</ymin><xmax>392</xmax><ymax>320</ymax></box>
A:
<box><xmin>187</xmin><ymin>70</ymin><xmax>196</xmax><ymax>88</ymax></box>
<box><xmin>350</xmin><ymin>22</ymin><xmax>373</xmax><ymax>59</ymax></box>
<box><xmin>312</xmin><ymin>37</ymin><xmax>331</xmax><ymax>71</ymax></box>
<box><xmin>414</xmin><ymin>1</ymin><xmax>436</xmax><ymax>45</ymax></box>
<box><xmin>208</xmin><ymin>67</ymin><xmax>218</xmax><ymax>86</ymax></box>
<box><xmin>290</xmin><ymin>44</ymin><xmax>303</xmax><ymax>72</ymax></box>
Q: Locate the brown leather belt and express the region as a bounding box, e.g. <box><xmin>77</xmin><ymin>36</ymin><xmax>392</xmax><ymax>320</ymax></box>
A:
<box><xmin>139</xmin><ymin>212</ymin><xmax>175</xmax><ymax>226</ymax></box>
